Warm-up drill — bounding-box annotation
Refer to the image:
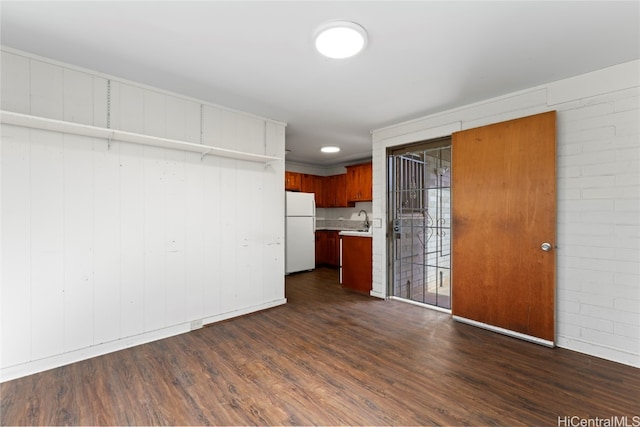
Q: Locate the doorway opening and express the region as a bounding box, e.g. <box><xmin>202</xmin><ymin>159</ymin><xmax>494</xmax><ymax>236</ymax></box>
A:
<box><xmin>387</xmin><ymin>137</ymin><xmax>451</xmax><ymax>310</ymax></box>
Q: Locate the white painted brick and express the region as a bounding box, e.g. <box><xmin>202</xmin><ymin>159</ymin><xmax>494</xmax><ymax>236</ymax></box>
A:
<box><xmin>557</xmin><ymin>288</ymin><xmax>580</xmax><ymax>302</ymax></box>
<box><xmin>616</xmin><ymin>120</ymin><xmax>639</xmax><ymax>137</ymax></box>
<box><xmin>615</xmin><ymin>224</ymin><xmax>639</xmax><ymax>238</ymax></box>
<box><xmin>557</xmin><ymin>310</ymin><xmax>583</xmax><ymax>327</ymax></box>
<box><xmin>615</xmin><ymin>173</ymin><xmax>640</xmax><ymax>186</ymax></box>
<box><xmin>578</xmin><ymin>292</ymin><xmax>615</xmax><ymax>309</ymax></box>
<box><xmin>580</xmin><ymin>328</ymin><xmax>639</xmax><ymax>354</ymax></box>
<box><xmin>561</xmin><ymin>245</ymin><xmax>615</xmax><ymax>260</ymax></box>
<box><xmin>583</xmin><ymin>87</ymin><xmax>639</xmax><ymax>106</ymax></box>
<box><xmin>576</xmin><ymin>313</ymin><xmax>615</xmax><ymax>333</ymax></box>
<box><xmin>580</xmin><ymin>161</ymin><xmax>637</xmax><ymax>177</ymax></box>
<box><xmin>557</xmin><ymin>323</ymin><xmax>581</xmax><ymax>337</ymax></box>
<box><xmin>614</xmin><ymin>322</ymin><xmax>640</xmax><ymax>339</ymax></box>
<box><xmin>462</xmin><ymin>105</ymin><xmax>549</xmax><ymax>131</ymax></box>
<box><xmin>582</xmin><ymin>135</ymin><xmax>639</xmax><ymax>152</ymax></box>
<box><xmin>559</xmin><ymin>175</ymin><xmax>615</xmax><ymax>189</ymax></box>
<box><xmin>580</xmin><ymin>304</ymin><xmax>639</xmax><ymax>326</ymax></box>
<box><xmin>614</xmin><ymin>298</ymin><xmax>640</xmax><ymax>315</ymax></box>
<box><xmin>561</xmin><ymin>149</ymin><xmax>616</xmax><ymax>167</ymax></box>
<box><xmin>560</xmin><ymin>102</ymin><xmax>614</xmax><ymax>122</ymax></box>
<box><xmin>553</xmin><ymin>99</ymin><xmax>582</xmax><ymax>111</ymax></box>
<box><xmin>616</xmin><ymin>148</ymin><xmax>640</xmax><ymax>163</ymax></box>
<box><xmin>560</xmin><ymin>222</ymin><xmax>614</xmax><ymax>237</ymax></box>
<box><xmin>556</xmin><ymin>210</ymin><xmax>580</xmax><ymax>224</ymax></box>
<box><xmin>559</xmin><ymin>125</ymin><xmax>615</xmax><ymax>144</ymax></box>
<box><xmin>556</xmin><ymin>235</ymin><xmax>626</xmax><ymax>250</ymax></box>
<box><xmin>582</xmin><ymin>186</ymin><xmax>638</xmax><ymax>200</ymax></box>
<box><xmin>614</xmin><ymin>273</ymin><xmax>640</xmax><ymax>287</ymax></box>
<box><xmin>563</xmin><ymin>109</ymin><xmax>638</xmax><ymax>133</ymax></box>
<box><xmin>558</xmin><ymin>267</ymin><xmax>613</xmax><ymax>284</ymax></box>
<box><xmin>557</xmin><ymin>188</ymin><xmax>581</xmax><ymax>200</ymax></box>
<box><xmin>557</xmin><ymin>143</ymin><xmax>583</xmax><ymax>156</ymax></box>
<box><xmin>579</xmin><ymin>282</ymin><xmax>633</xmax><ymax>299</ymax></box>
<box><xmin>581</xmin><ymin>211</ymin><xmax>639</xmax><ymax>226</ymax></box>
<box><xmin>615</xmin><ymin>94</ymin><xmax>640</xmax><ymax>112</ymax></box>
<box><xmin>564</xmin><ymin>257</ymin><xmax>638</xmax><ymax>275</ymax></box>
<box><xmin>577</xmin><ymin>140</ymin><xmax>620</xmax><ymax>155</ymax></box>
<box><xmin>558</xmin><ymin>298</ymin><xmax>581</xmax><ymax>314</ymax></box>
<box><xmin>614</xmin><ymin>248</ymin><xmax>640</xmax><ymax>262</ymax></box>
<box><xmin>557</xmin><ymin>165</ymin><xmax>581</xmax><ymax>179</ymax></box>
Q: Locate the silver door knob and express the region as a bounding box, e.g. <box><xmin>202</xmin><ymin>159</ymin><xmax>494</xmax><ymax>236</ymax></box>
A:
<box><xmin>541</xmin><ymin>242</ymin><xmax>553</xmax><ymax>252</ymax></box>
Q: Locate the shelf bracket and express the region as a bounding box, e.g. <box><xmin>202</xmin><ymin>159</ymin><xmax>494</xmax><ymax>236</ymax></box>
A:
<box><xmin>107</xmin><ymin>132</ymin><xmax>114</xmax><ymax>151</ymax></box>
<box><xmin>201</xmin><ymin>148</ymin><xmax>212</xmax><ymax>161</ymax></box>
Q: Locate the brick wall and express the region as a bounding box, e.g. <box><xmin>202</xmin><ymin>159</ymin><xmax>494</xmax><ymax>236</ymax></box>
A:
<box><xmin>371</xmin><ymin>60</ymin><xmax>639</xmax><ymax>367</ymax></box>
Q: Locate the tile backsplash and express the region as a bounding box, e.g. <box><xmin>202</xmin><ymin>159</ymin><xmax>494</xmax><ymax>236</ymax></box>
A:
<box><xmin>316</xmin><ymin>202</ymin><xmax>372</xmax><ymax>230</ymax></box>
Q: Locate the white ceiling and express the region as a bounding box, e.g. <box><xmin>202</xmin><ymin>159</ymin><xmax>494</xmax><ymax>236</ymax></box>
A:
<box><xmin>1</xmin><ymin>1</ymin><xmax>638</xmax><ymax>166</ymax></box>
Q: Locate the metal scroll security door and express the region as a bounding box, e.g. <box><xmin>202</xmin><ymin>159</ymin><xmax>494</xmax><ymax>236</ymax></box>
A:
<box><xmin>388</xmin><ymin>141</ymin><xmax>451</xmax><ymax>309</ymax></box>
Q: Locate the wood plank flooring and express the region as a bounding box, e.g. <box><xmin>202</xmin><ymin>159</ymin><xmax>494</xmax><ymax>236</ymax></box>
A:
<box><xmin>2</xmin><ymin>268</ymin><xmax>639</xmax><ymax>426</ymax></box>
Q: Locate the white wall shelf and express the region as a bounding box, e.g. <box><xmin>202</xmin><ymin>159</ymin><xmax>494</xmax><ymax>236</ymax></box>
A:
<box><xmin>0</xmin><ymin>110</ymin><xmax>281</xmax><ymax>163</ymax></box>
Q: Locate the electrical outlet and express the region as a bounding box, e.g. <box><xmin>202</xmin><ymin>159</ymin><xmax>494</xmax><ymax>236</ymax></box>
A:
<box><xmin>190</xmin><ymin>319</ymin><xmax>203</xmax><ymax>331</ymax></box>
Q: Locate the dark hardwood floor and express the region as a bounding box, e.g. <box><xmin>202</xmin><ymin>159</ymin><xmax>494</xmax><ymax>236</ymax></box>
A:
<box><xmin>2</xmin><ymin>268</ymin><xmax>639</xmax><ymax>426</ymax></box>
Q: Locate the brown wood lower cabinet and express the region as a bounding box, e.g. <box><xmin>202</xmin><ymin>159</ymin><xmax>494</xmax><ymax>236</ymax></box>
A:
<box><xmin>340</xmin><ymin>236</ymin><xmax>372</xmax><ymax>293</ymax></box>
<box><xmin>315</xmin><ymin>230</ymin><xmax>340</xmax><ymax>267</ymax></box>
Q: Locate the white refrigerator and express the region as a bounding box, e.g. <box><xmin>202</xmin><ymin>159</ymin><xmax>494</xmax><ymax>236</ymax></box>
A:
<box><xmin>285</xmin><ymin>191</ymin><xmax>316</xmax><ymax>274</ymax></box>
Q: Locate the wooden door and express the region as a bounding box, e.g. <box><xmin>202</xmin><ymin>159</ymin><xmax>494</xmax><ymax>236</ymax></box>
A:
<box><xmin>452</xmin><ymin>111</ymin><xmax>556</xmax><ymax>344</ymax></box>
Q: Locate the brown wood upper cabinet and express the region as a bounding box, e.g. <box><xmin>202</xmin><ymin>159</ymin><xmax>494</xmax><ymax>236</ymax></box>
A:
<box><xmin>301</xmin><ymin>174</ymin><xmax>319</xmax><ymax>194</ymax></box>
<box><xmin>285</xmin><ymin>171</ymin><xmax>302</xmax><ymax>191</ymax></box>
<box><xmin>285</xmin><ymin>162</ymin><xmax>371</xmax><ymax>206</ymax></box>
<box><xmin>346</xmin><ymin>162</ymin><xmax>372</xmax><ymax>202</ymax></box>
<box><xmin>322</xmin><ymin>174</ymin><xmax>348</xmax><ymax>208</ymax></box>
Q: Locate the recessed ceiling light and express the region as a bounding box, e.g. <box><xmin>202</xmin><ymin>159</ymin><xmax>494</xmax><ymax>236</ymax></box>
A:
<box><xmin>321</xmin><ymin>146</ymin><xmax>340</xmax><ymax>153</ymax></box>
<box><xmin>314</xmin><ymin>21</ymin><xmax>368</xmax><ymax>59</ymax></box>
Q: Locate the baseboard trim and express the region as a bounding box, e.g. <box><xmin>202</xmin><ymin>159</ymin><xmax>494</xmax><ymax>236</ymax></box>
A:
<box><xmin>0</xmin><ymin>298</ymin><xmax>287</xmax><ymax>383</ymax></box>
<box><xmin>389</xmin><ymin>296</ymin><xmax>452</xmax><ymax>314</ymax></box>
<box><xmin>452</xmin><ymin>315</ymin><xmax>555</xmax><ymax>348</ymax></box>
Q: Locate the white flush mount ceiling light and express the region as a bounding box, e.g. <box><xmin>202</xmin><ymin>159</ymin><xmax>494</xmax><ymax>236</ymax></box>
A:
<box><xmin>315</xmin><ymin>21</ymin><xmax>368</xmax><ymax>59</ymax></box>
<box><xmin>321</xmin><ymin>146</ymin><xmax>340</xmax><ymax>153</ymax></box>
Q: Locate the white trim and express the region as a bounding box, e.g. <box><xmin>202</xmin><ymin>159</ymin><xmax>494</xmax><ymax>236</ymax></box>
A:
<box><xmin>370</xmin><ymin>59</ymin><xmax>639</xmax><ymax>136</ymax></box>
<box><xmin>1</xmin><ymin>110</ymin><xmax>281</xmax><ymax>163</ymax></box>
<box><xmin>0</xmin><ymin>298</ymin><xmax>286</xmax><ymax>383</ymax></box>
<box><xmin>452</xmin><ymin>315</ymin><xmax>555</xmax><ymax>348</ymax></box>
<box><xmin>202</xmin><ymin>298</ymin><xmax>286</xmax><ymax>326</ymax></box>
<box><xmin>389</xmin><ymin>296</ymin><xmax>452</xmax><ymax>314</ymax></box>
<box><xmin>369</xmin><ymin>289</ymin><xmax>385</xmax><ymax>299</ymax></box>
<box><xmin>374</xmin><ymin>121</ymin><xmax>462</xmax><ymax>147</ymax></box>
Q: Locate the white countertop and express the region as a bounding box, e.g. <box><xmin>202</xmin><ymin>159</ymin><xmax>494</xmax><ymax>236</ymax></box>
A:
<box><xmin>338</xmin><ymin>230</ymin><xmax>373</xmax><ymax>237</ymax></box>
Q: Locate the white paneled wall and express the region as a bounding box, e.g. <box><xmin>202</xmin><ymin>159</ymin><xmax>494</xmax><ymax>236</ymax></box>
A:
<box><xmin>372</xmin><ymin>60</ymin><xmax>639</xmax><ymax>367</ymax></box>
<box><xmin>0</xmin><ymin>48</ymin><xmax>286</xmax><ymax>381</ymax></box>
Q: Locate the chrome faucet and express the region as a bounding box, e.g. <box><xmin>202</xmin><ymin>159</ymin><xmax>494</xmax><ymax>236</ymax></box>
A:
<box><xmin>358</xmin><ymin>209</ymin><xmax>370</xmax><ymax>230</ymax></box>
